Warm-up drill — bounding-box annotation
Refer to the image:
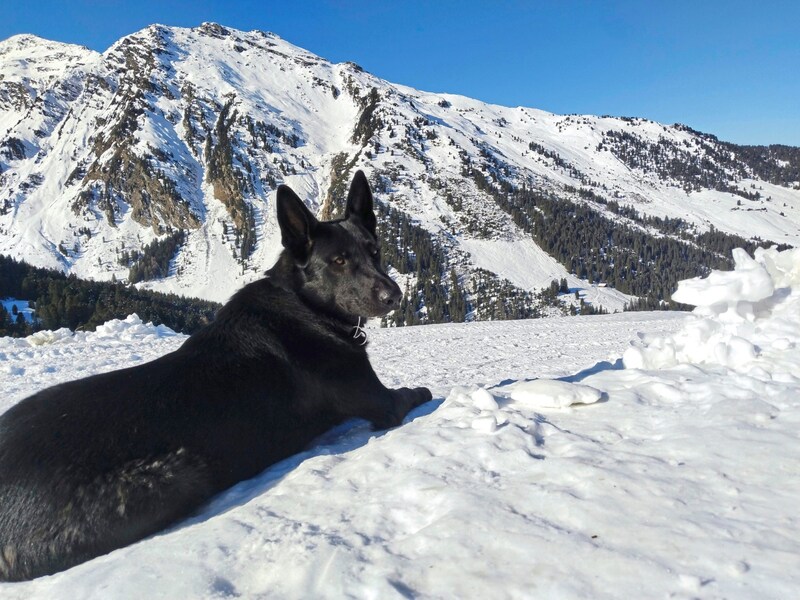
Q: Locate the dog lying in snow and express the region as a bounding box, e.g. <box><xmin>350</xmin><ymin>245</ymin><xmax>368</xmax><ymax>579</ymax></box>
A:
<box><xmin>0</xmin><ymin>170</ymin><xmax>431</xmax><ymax>581</ymax></box>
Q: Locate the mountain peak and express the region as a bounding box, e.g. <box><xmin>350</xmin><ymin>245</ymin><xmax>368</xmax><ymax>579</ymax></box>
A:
<box><xmin>196</xmin><ymin>22</ymin><xmax>232</xmax><ymax>38</ymax></box>
<box><xmin>0</xmin><ymin>33</ymin><xmax>94</xmax><ymax>57</ymax></box>
<box><xmin>1</xmin><ymin>33</ymin><xmax>57</xmax><ymax>48</ymax></box>
<box><xmin>0</xmin><ymin>33</ymin><xmax>98</xmax><ymax>87</ymax></box>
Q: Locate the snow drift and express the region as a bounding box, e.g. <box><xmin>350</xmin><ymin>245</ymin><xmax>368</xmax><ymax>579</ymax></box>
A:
<box><xmin>0</xmin><ymin>247</ymin><xmax>798</xmax><ymax>598</ymax></box>
<box><xmin>625</xmin><ymin>245</ymin><xmax>800</xmax><ymax>373</ymax></box>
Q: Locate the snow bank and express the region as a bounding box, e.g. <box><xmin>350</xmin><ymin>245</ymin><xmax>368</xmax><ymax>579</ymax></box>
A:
<box><xmin>476</xmin><ymin>247</ymin><xmax>798</xmax><ymax>412</ymax></box>
<box><xmin>0</xmin><ymin>314</ymin><xmax>177</xmax><ymax>350</ymax></box>
<box><xmin>624</xmin><ymin>246</ymin><xmax>800</xmax><ymax>373</ymax></box>
<box><xmin>19</xmin><ymin>327</ymin><xmax>75</xmax><ymax>347</ymax></box>
<box><xmin>89</xmin><ymin>314</ymin><xmax>178</xmax><ymax>341</ymax></box>
<box><xmin>0</xmin><ymin>315</ymin><xmax>182</xmax><ymax>404</ymax></box>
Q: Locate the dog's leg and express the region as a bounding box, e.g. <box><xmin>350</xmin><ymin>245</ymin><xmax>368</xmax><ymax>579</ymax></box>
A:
<box><xmin>336</xmin><ymin>362</ymin><xmax>432</xmax><ymax>430</ymax></box>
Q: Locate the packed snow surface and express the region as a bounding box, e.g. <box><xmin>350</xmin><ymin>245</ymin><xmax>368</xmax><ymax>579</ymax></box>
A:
<box><xmin>509</xmin><ymin>379</ymin><xmax>603</xmax><ymax>409</ymax></box>
<box><xmin>1</xmin><ymin>247</ymin><xmax>799</xmax><ymax>598</ymax></box>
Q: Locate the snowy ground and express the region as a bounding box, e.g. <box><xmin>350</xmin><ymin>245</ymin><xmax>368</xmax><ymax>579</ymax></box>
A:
<box><xmin>461</xmin><ymin>237</ymin><xmax>633</xmax><ymax>313</ymax></box>
<box><xmin>1</xmin><ymin>247</ymin><xmax>799</xmax><ymax>599</ymax></box>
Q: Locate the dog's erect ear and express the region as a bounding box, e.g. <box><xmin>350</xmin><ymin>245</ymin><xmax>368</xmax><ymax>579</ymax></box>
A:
<box><xmin>344</xmin><ymin>170</ymin><xmax>377</xmax><ymax>237</ymax></box>
<box><xmin>277</xmin><ymin>184</ymin><xmax>318</xmax><ymax>264</ymax></box>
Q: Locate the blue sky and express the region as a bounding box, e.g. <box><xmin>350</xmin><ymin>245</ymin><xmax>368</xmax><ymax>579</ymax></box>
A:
<box><xmin>3</xmin><ymin>0</ymin><xmax>798</xmax><ymax>145</ymax></box>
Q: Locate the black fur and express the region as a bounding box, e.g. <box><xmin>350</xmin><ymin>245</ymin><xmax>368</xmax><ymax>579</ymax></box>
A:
<box><xmin>0</xmin><ymin>171</ymin><xmax>432</xmax><ymax>581</ymax></box>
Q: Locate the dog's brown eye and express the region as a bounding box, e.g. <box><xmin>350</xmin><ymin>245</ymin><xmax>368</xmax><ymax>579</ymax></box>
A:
<box><xmin>371</xmin><ymin>247</ymin><xmax>379</xmax><ymax>257</ymax></box>
<box><xmin>333</xmin><ymin>256</ymin><xmax>346</xmax><ymax>266</ymax></box>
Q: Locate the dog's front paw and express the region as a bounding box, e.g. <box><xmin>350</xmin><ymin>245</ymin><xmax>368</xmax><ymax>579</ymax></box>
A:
<box><xmin>411</xmin><ymin>386</ymin><xmax>432</xmax><ymax>407</ymax></box>
<box><xmin>394</xmin><ymin>386</ymin><xmax>432</xmax><ymax>417</ymax></box>
<box><xmin>370</xmin><ymin>387</ymin><xmax>433</xmax><ymax>430</ymax></box>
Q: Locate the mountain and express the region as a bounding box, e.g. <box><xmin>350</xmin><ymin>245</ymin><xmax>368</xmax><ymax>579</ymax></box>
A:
<box><xmin>1</xmin><ymin>23</ymin><xmax>799</xmax><ymax>321</ymax></box>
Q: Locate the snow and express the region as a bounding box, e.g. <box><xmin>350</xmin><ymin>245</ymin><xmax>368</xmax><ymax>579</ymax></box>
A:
<box><xmin>508</xmin><ymin>379</ymin><xmax>603</xmax><ymax>408</ymax></box>
<box><xmin>1</xmin><ymin>247</ymin><xmax>800</xmax><ymax>598</ymax></box>
<box><xmin>0</xmin><ymin>299</ymin><xmax>35</xmax><ymax>323</ymax></box>
<box><xmin>674</xmin><ymin>247</ymin><xmax>775</xmax><ymax>309</ymax></box>
<box><xmin>462</xmin><ymin>236</ymin><xmax>633</xmax><ymax>312</ymax></box>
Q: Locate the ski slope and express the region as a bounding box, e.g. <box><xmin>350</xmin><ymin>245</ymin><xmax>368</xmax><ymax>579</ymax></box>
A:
<box><xmin>0</xmin><ymin>246</ymin><xmax>799</xmax><ymax>598</ymax></box>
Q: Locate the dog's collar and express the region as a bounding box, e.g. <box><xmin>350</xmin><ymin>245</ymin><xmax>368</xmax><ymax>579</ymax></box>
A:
<box><xmin>351</xmin><ymin>316</ymin><xmax>368</xmax><ymax>346</ymax></box>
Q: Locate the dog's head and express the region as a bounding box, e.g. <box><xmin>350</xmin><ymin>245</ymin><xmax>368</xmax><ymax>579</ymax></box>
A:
<box><xmin>275</xmin><ymin>170</ymin><xmax>402</xmax><ymax>321</ymax></box>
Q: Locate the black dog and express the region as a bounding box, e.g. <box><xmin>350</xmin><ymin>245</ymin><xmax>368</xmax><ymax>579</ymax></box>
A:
<box><xmin>0</xmin><ymin>171</ymin><xmax>431</xmax><ymax>581</ymax></box>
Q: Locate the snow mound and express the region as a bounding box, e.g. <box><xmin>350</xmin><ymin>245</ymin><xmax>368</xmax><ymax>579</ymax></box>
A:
<box><xmin>0</xmin><ymin>314</ymin><xmax>178</xmax><ymax>351</ymax></box>
<box><xmin>624</xmin><ymin>246</ymin><xmax>800</xmax><ymax>372</ymax></box>
<box><xmin>672</xmin><ymin>247</ymin><xmax>775</xmax><ymax>313</ymax></box>
<box><xmin>509</xmin><ymin>379</ymin><xmax>603</xmax><ymax>408</ymax></box>
<box><xmin>88</xmin><ymin>314</ymin><xmax>178</xmax><ymax>341</ymax></box>
<box><xmin>22</xmin><ymin>327</ymin><xmax>75</xmax><ymax>347</ymax></box>
<box><xmin>439</xmin><ymin>387</ymin><xmax>506</xmax><ymax>433</ymax></box>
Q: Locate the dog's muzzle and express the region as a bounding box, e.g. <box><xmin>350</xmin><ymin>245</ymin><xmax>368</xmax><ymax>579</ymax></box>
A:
<box><xmin>374</xmin><ymin>277</ymin><xmax>402</xmax><ymax>313</ymax></box>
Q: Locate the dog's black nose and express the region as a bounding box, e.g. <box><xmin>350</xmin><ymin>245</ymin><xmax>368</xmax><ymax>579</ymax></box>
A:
<box><xmin>377</xmin><ymin>283</ymin><xmax>402</xmax><ymax>307</ymax></box>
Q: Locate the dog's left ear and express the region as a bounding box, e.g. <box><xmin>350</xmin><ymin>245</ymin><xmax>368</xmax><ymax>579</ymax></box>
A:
<box><xmin>277</xmin><ymin>184</ymin><xmax>318</xmax><ymax>265</ymax></box>
<box><xmin>345</xmin><ymin>170</ymin><xmax>377</xmax><ymax>237</ymax></box>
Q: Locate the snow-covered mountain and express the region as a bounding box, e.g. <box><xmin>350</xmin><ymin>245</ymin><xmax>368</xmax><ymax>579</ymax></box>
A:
<box><xmin>1</xmin><ymin>23</ymin><xmax>799</xmax><ymax>313</ymax></box>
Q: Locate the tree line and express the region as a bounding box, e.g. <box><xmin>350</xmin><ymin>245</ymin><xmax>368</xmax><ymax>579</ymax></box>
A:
<box><xmin>374</xmin><ymin>199</ymin><xmax>596</xmax><ymax>325</ymax></box>
<box><xmin>496</xmin><ymin>187</ymin><xmax>766</xmax><ymax>304</ymax></box>
<box><xmin>0</xmin><ymin>254</ymin><xmax>219</xmax><ymax>338</ymax></box>
<box><xmin>464</xmin><ymin>166</ymin><xmax>788</xmax><ymax>308</ymax></box>
<box><xmin>121</xmin><ymin>230</ymin><xmax>186</xmax><ymax>283</ymax></box>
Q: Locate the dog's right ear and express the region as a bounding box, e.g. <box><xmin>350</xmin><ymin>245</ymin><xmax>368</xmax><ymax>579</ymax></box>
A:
<box><xmin>277</xmin><ymin>184</ymin><xmax>318</xmax><ymax>265</ymax></box>
<box><xmin>345</xmin><ymin>170</ymin><xmax>377</xmax><ymax>238</ymax></box>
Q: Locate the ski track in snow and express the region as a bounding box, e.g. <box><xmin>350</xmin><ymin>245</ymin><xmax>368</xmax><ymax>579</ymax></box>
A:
<box><xmin>1</xmin><ymin>247</ymin><xmax>800</xmax><ymax>599</ymax></box>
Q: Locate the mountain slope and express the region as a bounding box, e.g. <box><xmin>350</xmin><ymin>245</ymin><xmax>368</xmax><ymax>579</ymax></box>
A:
<box><xmin>1</xmin><ymin>23</ymin><xmax>798</xmax><ymax>317</ymax></box>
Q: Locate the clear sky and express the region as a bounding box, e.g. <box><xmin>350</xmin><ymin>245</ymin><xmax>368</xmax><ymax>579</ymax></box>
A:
<box><xmin>2</xmin><ymin>0</ymin><xmax>798</xmax><ymax>146</ymax></box>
